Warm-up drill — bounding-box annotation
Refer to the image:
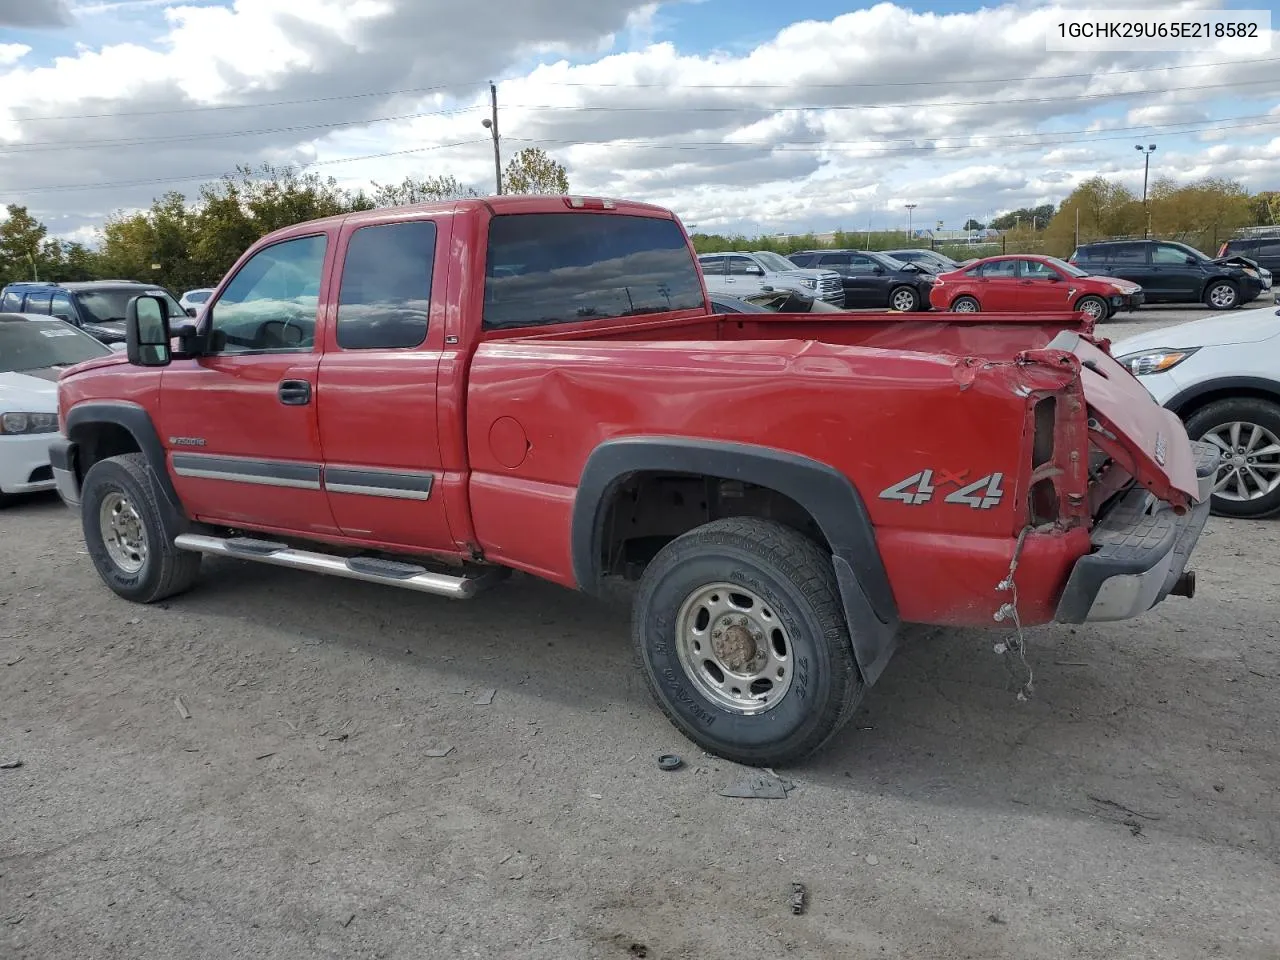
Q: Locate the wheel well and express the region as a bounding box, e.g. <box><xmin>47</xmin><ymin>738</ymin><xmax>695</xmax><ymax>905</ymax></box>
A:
<box><xmin>69</xmin><ymin>422</ymin><xmax>141</xmax><ymax>482</ymax></box>
<box><xmin>1173</xmin><ymin>384</ymin><xmax>1280</xmax><ymax>420</ymax></box>
<box><xmin>597</xmin><ymin>471</ymin><xmax>829</xmax><ymax>580</ymax></box>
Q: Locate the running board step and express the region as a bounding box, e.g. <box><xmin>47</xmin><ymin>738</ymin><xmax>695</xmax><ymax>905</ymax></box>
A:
<box><xmin>173</xmin><ymin>534</ymin><xmax>505</xmax><ymax>599</ymax></box>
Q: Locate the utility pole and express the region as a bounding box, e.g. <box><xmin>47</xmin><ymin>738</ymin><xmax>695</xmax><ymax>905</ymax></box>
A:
<box><xmin>904</xmin><ymin>203</ymin><xmax>917</xmax><ymax>240</ymax></box>
<box><xmin>481</xmin><ymin>81</ymin><xmax>502</xmax><ymax>195</ymax></box>
<box><xmin>1136</xmin><ymin>143</ymin><xmax>1156</xmax><ymax>238</ymax></box>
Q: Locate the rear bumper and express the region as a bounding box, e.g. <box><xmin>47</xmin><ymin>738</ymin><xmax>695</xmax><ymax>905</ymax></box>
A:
<box><xmin>49</xmin><ymin>437</ymin><xmax>81</xmax><ymax>508</ymax></box>
<box><xmin>1055</xmin><ymin>440</ymin><xmax>1218</xmax><ymax>624</ymax></box>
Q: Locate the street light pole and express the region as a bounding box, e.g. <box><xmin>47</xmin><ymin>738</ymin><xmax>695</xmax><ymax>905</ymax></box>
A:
<box><xmin>1135</xmin><ymin>143</ymin><xmax>1156</xmax><ymax>238</ymax></box>
<box><xmin>904</xmin><ymin>203</ymin><xmax>917</xmax><ymax>240</ymax></box>
<box><xmin>482</xmin><ymin>81</ymin><xmax>502</xmax><ymax>195</ymax></box>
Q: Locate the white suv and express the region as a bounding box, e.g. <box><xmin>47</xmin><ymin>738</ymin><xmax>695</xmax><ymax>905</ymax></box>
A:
<box><xmin>1112</xmin><ymin>304</ymin><xmax>1280</xmax><ymax>518</ymax></box>
<box><xmin>698</xmin><ymin>251</ymin><xmax>845</xmax><ymax>306</ymax></box>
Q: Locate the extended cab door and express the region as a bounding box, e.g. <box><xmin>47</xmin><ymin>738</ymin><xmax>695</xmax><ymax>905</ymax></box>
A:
<box><xmin>315</xmin><ymin>215</ymin><xmax>455</xmax><ymax>552</ymax></box>
<box><xmin>157</xmin><ymin>233</ymin><xmax>340</xmax><ymax>535</ymax></box>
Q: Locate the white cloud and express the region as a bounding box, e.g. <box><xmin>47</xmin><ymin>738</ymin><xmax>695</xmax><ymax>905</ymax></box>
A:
<box><xmin>0</xmin><ymin>0</ymin><xmax>1277</xmax><ymax>239</ymax></box>
<box><xmin>0</xmin><ymin>44</ymin><xmax>30</xmax><ymax>65</ymax></box>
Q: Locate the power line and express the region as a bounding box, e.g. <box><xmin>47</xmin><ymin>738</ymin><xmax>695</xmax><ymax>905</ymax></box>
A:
<box><xmin>0</xmin><ymin>139</ymin><xmax>490</xmax><ymax>196</ymax></box>
<box><xmin>8</xmin><ymin>54</ymin><xmax>1278</xmax><ymax>123</ymax></box>
<box><xmin>3</xmin><ymin>78</ymin><xmax>1274</xmax><ymax>155</ymax></box>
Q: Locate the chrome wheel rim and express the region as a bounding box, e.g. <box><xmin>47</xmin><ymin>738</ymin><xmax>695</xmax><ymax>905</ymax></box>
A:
<box><xmin>99</xmin><ymin>491</ymin><xmax>148</xmax><ymax>574</ymax></box>
<box><xmin>952</xmin><ymin>298</ymin><xmax>978</xmax><ymax>313</ymax></box>
<box><xmin>1209</xmin><ymin>284</ymin><xmax>1236</xmax><ymax>308</ymax></box>
<box><xmin>891</xmin><ymin>289</ymin><xmax>916</xmax><ymax>311</ymax></box>
<box><xmin>674</xmin><ymin>582</ymin><xmax>794</xmax><ymax>715</ymax></box>
<box><xmin>1201</xmin><ymin>421</ymin><xmax>1280</xmax><ymax>502</ymax></box>
<box><xmin>1079</xmin><ymin>298</ymin><xmax>1105</xmax><ymax>320</ymax></box>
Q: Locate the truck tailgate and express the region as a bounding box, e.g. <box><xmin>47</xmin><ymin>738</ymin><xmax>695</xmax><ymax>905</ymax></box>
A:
<box><xmin>1039</xmin><ymin>331</ymin><xmax>1201</xmax><ymax>510</ymax></box>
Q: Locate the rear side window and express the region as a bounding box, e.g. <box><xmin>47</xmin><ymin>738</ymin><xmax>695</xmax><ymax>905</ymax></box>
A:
<box><xmin>1256</xmin><ymin>240</ymin><xmax>1280</xmax><ymax>259</ymax></box>
<box><xmin>22</xmin><ymin>290</ymin><xmax>51</xmax><ymax>313</ymax></box>
<box><xmin>978</xmin><ymin>260</ymin><xmax>1018</xmax><ymax>278</ymax></box>
<box><xmin>1</xmin><ymin>289</ymin><xmax>22</xmax><ymax>311</ymax></box>
<box><xmin>337</xmin><ymin>220</ymin><xmax>436</xmax><ymax>350</ymax></box>
<box><xmin>483</xmin><ymin>213</ymin><xmax>705</xmax><ymax>329</ymax></box>
<box><xmin>788</xmin><ymin>253</ymin><xmax>815</xmax><ymax>267</ymax></box>
<box><xmin>1109</xmin><ymin>245</ymin><xmax>1147</xmax><ymax>263</ymax></box>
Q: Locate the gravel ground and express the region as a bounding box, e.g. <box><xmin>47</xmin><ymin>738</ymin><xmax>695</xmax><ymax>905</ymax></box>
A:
<box><xmin>2</xmin><ymin>304</ymin><xmax>1278</xmax><ymax>960</ymax></box>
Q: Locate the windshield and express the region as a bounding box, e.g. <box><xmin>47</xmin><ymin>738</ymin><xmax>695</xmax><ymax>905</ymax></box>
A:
<box><xmin>76</xmin><ymin>288</ymin><xmax>184</xmax><ymax>324</ymax></box>
<box><xmin>0</xmin><ymin>319</ymin><xmax>111</xmax><ymax>372</ymax></box>
<box><xmin>752</xmin><ymin>251</ymin><xmax>800</xmax><ymax>272</ymax></box>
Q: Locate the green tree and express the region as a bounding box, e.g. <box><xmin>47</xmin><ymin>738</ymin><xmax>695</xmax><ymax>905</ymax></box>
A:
<box><xmin>0</xmin><ymin>205</ymin><xmax>48</xmax><ymax>285</ymax></box>
<box><xmin>1042</xmin><ymin>177</ymin><xmax>1143</xmax><ymax>256</ymax></box>
<box><xmin>502</xmin><ymin>148</ymin><xmax>569</xmax><ymax>195</ymax></box>
<box><xmin>989</xmin><ymin>204</ymin><xmax>1055</xmax><ymax>231</ymax></box>
<box><xmin>371</xmin><ymin>174</ymin><xmax>478</xmax><ymax>207</ymax></box>
<box><xmin>1148</xmin><ymin>176</ymin><xmax>1252</xmax><ymax>253</ymax></box>
<box><xmin>1248</xmin><ymin>190</ymin><xmax>1279</xmax><ymax>226</ymax></box>
<box><xmin>963</xmin><ymin>218</ymin><xmax>985</xmax><ymax>231</ymax></box>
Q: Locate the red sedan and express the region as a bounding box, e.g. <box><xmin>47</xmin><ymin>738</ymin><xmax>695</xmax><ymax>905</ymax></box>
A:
<box><xmin>929</xmin><ymin>254</ymin><xmax>1144</xmax><ymax>321</ymax></box>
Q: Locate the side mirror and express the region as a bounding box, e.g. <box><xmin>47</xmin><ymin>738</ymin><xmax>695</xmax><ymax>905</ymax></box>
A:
<box><xmin>1185</xmin><ymin>255</ymin><xmax>1197</xmax><ymax>264</ymax></box>
<box><xmin>873</xmin><ymin>266</ymin><xmax>885</xmax><ymax>275</ymax></box>
<box><xmin>125</xmin><ymin>294</ymin><xmax>172</xmax><ymax>367</ymax></box>
<box><xmin>1045</xmin><ymin>274</ymin><xmax>1061</xmax><ymax>282</ymax></box>
<box><xmin>185</xmin><ymin>306</ymin><xmax>198</xmax><ymax>317</ymax></box>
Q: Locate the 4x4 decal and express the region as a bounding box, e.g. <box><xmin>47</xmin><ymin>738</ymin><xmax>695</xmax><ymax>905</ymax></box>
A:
<box><xmin>879</xmin><ymin>469</ymin><xmax>1005</xmax><ymax>509</ymax></box>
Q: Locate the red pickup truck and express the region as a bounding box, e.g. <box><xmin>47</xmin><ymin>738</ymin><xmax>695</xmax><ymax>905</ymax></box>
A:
<box><xmin>50</xmin><ymin>195</ymin><xmax>1217</xmax><ymax>766</ymax></box>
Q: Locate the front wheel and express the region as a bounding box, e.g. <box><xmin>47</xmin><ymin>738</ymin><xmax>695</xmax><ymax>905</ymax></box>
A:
<box><xmin>1205</xmin><ymin>280</ymin><xmax>1239</xmax><ymax>310</ymax></box>
<box><xmin>889</xmin><ymin>286</ymin><xmax>920</xmax><ymax>312</ymax></box>
<box><xmin>632</xmin><ymin>517</ymin><xmax>864</xmax><ymax>767</ymax></box>
<box><xmin>1186</xmin><ymin>398</ymin><xmax>1280</xmax><ymax>518</ymax></box>
<box><xmin>81</xmin><ymin>453</ymin><xmax>201</xmax><ymax>602</ymax></box>
<box><xmin>950</xmin><ymin>295</ymin><xmax>980</xmax><ymax>313</ymax></box>
<box><xmin>1075</xmin><ymin>295</ymin><xmax>1108</xmax><ymax>322</ymax></box>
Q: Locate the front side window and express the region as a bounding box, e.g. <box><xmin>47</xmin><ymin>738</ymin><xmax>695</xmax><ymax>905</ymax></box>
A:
<box><xmin>337</xmin><ymin>220</ymin><xmax>436</xmax><ymax>350</ymax></box>
<box><xmin>845</xmin><ymin>255</ymin><xmax>876</xmax><ymax>273</ymax></box>
<box><xmin>1152</xmin><ymin>244</ymin><xmax>1194</xmax><ymax>265</ymax></box>
<box><xmin>483</xmin><ymin>213</ymin><xmax>705</xmax><ymax>329</ymax></box>
<box><xmin>726</xmin><ymin>256</ymin><xmax>761</xmax><ymax>276</ymax></box>
<box><xmin>208</xmin><ymin>234</ymin><xmax>327</xmax><ymax>354</ymax></box>
<box><xmin>1021</xmin><ymin>260</ymin><xmax>1059</xmax><ymax>280</ymax></box>
<box><xmin>49</xmin><ymin>291</ymin><xmax>77</xmax><ymax>322</ymax></box>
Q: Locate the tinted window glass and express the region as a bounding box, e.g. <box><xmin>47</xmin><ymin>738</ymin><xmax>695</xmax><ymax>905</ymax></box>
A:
<box><xmin>337</xmin><ymin>221</ymin><xmax>435</xmax><ymax>350</ymax></box>
<box><xmin>76</xmin><ymin>288</ymin><xmax>183</xmax><ymax>323</ymax></box>
<box><xmin>787</xmin><ymin>253</ymin><xmax>815</xmax><ymax>267</ymax></box>
<box><xmin>186</xmin><ymin>290</ymin><xmax>212</xmax><ymax>304</ymax></box>
<box><xmin>1</xmin><ymin>289</ymin><xmax>22</xmax><ymax>312</ymax></box>
<box><xmin>1256</xmin><ymin>241</ymin><xmax>1280</xmax><ymax>259</ymax></box>
<box><xmin>1108</xmin><ymin>245</ymin><xmax>1147</xmax><ymax>263</ymax></box>
<box><xmin>979</xmin><ymin>260</ymin><xmax>1018</xmax><ymax>278</ymax></box>
<box><xmin>0</xmin><ymin>319</ymin><xmax>110</xmax><ymax>372</ymax></box>
<box><xmin>845</xmin><ymin>255</ymin><xmax>876</xmax><ymax>273</ymax></box>
<box><xmin>23</xmin><ymin>290</ymin><xmax>51</xmax><ymax>313</ymax></box>
<box><xmin>697</xmin><ymin>256</ymin><xmax>726</xmax><ymax>276</ymax></box>
<box><xmin>1152</xmin><ymin>244</ymin><xmax>1192</xmax><ymax>265</ymax></box>
<box><xmin>208</xmin><ymin>234</ymin><xmax>327</xmax><ymax>354</ymax></box>
<box><xmin>819</xmin><ymin>253</ymin><xmax>850</xmax><ymax>267</ymax></box>
<box><xmin>726</xmin><ymin>256</ymin><xmax>759</xmax><ymax>276</ymax></box>
<box><xmin>483</xmin><ymin>213</ymin><xmax>705</xmax><ymax>329</ymax></box>
<box><xmin>49</xmin><ymin>291</ymin><xmax>76</xmax><ymax>321</ymax></box>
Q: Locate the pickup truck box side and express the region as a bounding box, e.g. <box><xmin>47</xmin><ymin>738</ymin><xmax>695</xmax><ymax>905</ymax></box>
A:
<box><xmin>50</xmin><ymin>195</ymin><xmax>1216</xmax><ymax>768</ymax></box>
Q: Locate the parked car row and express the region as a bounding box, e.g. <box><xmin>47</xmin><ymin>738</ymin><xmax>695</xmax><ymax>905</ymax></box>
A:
<box><xmin>694</xmin><ymin>237</ymin><xmax>1274</xmax><ymax>318</ymax></box>
<box><xmin>0</xmin><ymin>280</ymin><xmax>209</xmax><ymax>347</ymax></box>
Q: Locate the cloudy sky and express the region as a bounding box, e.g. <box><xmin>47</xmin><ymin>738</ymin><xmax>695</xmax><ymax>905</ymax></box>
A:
<box><xmin>0</xmin><ymin>0</ymin><xmax>1277</xmax><ymax>242</ymax></box>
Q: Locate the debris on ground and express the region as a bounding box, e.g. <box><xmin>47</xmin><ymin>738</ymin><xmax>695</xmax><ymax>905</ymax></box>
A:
<box><xmin>1087</xmin><ymin>794</ymin><xmax>1162</xmax><ymax>822</ymax></box>
<box><xmin>865</xmin><ymin>854</ymin><xmax>879</xmax><ymax>866</ymax></box>
<box><xmin>173</xmin><ymin>696</ymin><xmax>191</xmax><ymax>720</ymax></box>
<box><xmin>790</xmin><ymin>881</ymin><xmax>807</xmax><ymax>915</ymax></box>
<box><xmin>0</xmin><ymin>760</ymin><xmax>23</xmax><ymax>770</ymax></box>
<box><xmin>988</xmin><ymin>913</ymin><xmax>1006</xmax><ymax>925</ymax></box>
<box><xmin>425</xmin><ymin>746</ymin><xmax>454</xmax><ymax>758</ymax></box>
<box><xmin>719</xmin><ymin>772</ymin><xmax>794</xmax><ymax>800</ymax></box>
<box><xmin>5</xmin><ymin>656</ymin><xmax>23</xmax><ymax>666</ymax></box>
<box><xmin>255</xmin><ymin>752</ymin><xmax>276</xmax><ymax>761</ymax></box>
<box><xmin>340</xmin><ymin>913</ymin><xmax>355</xmax><ymax>928</ymax></box>
<box><xmin>474</xmin><ymin>688</ymin><xmax>497</xmax><ymax>705</ymax></box>
<box><xmin>658</xmin><ymin>754</ymin><xmax>683</xmax><ymax>771</ymax></box>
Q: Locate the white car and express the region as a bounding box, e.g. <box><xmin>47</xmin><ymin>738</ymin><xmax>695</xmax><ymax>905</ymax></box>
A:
<box><xmin>0</xmin><ymin>313</ymin><xmax>114</xmax><ymax>505</ymax></box>
<box><xmin>1112</xmin><ymin>304</ymin><xmax>1280</xmax><ymax>518</ymax></box>
<box><xmin>697</xmin><ymin>251</ymin><xmax>845</xmax><ymax>306</ymax></box>
<box><xmin>179</xmin><ymin>287</ymin><xmax>215</xmax><ymax>314</ymax></box>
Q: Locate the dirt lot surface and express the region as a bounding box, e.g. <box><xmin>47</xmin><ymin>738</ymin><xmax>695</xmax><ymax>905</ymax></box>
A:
<box><xmin>3</xmin><ymin>304</ymin><xmax>1279</xmax><ymax>960</ymax></box>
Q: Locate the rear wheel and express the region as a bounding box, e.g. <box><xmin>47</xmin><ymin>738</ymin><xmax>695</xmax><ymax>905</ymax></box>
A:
<box><xmin>632</xmin><ymin>517</ymin><xmax>864</xmax><ymax>767</ymax></box>
<box><xmin>1205</xmin><ymin>280</ymin><xmax>1239</xmax><ymax>310</ymax></box>
<box><xmin>950</xmin><ymin>295</ymin><xmax>980</xmax><ymax>313</ymax></box>
<box><xmin>1075</xmin><ymin>295</ymin><xmax>1108</xmax><ymax>322</ymax></box>
<box><xmin>81</xmin><ymin>453</ymin><xmax>202</xmax><ymax>602</ymax></box>
<box><xmin>889</xmin><ymin>286</ymin><xmax>920</xmax><ymax>312</ymax></box>
<box><xmin>1186</xmin><ymin>398</ymin><xmax>1280</xmax><ymax>518</ymax></box>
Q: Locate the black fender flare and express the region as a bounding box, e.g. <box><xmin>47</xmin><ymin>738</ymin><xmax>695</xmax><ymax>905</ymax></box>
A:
<box><xmin>63</xmin><ymin>400</ymin><xmax>188</xmax><ymax>528</ymax></box>
<box><xmin>571</xmin><ymin>436</ymin><xmax>902</xmax><ymax>685</ymax></box>
<box><xmin>1164</xmin><ymin>376</ymin><xmax>1280</xmax><ymax>417</ymax></box>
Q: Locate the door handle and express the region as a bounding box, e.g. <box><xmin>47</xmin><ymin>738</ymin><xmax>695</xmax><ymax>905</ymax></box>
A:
<box><xmin>278</xmin><ymin>379</ymin><xmax>312</xmax><ymax>405</ymax></box>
